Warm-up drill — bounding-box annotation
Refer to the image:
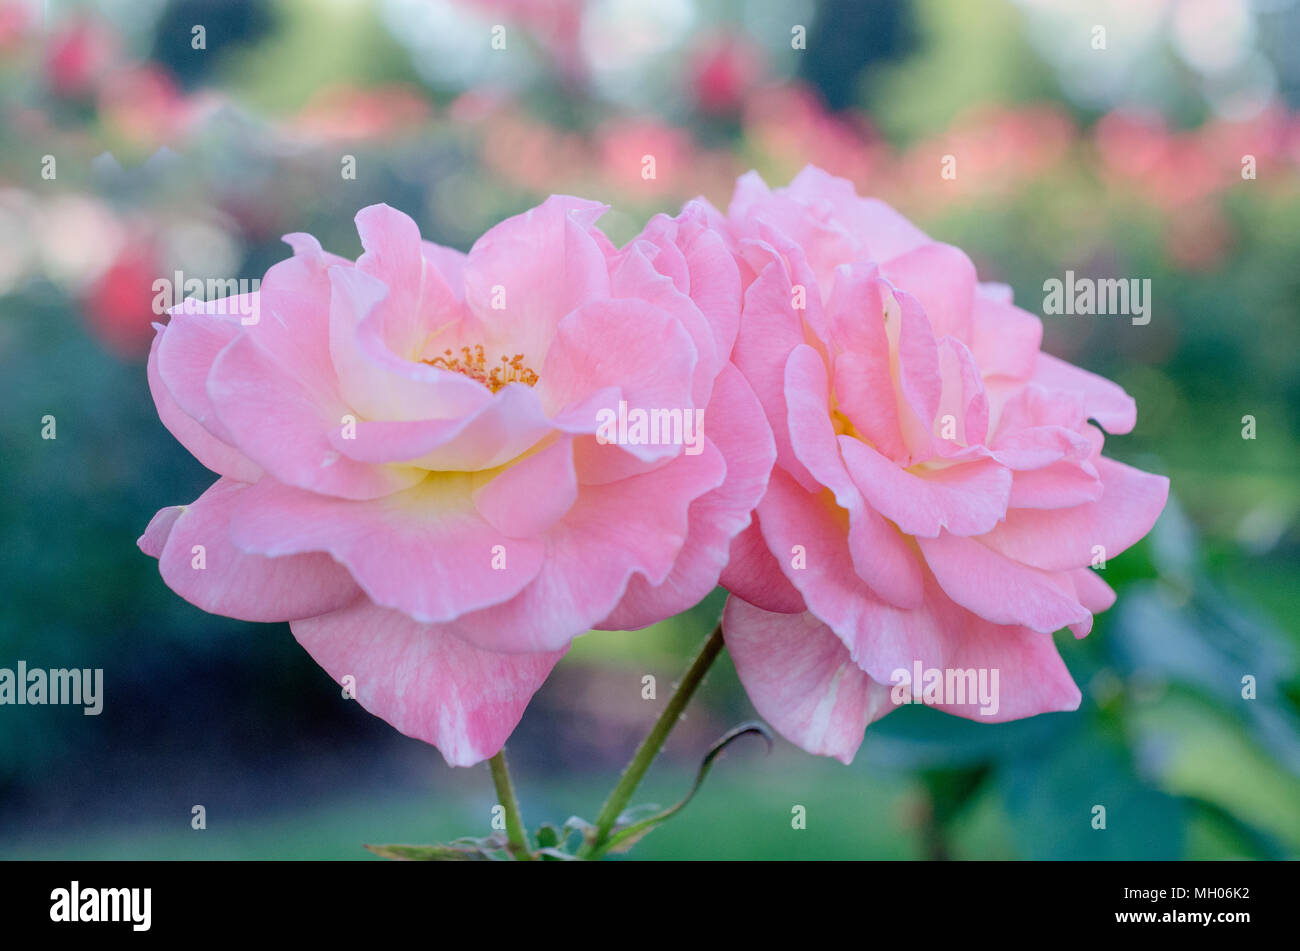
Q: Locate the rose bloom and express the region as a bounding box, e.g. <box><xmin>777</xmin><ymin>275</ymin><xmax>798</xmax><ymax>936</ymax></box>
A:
<box><xmin>713</xmin><ymin>168</ymin><xmax>1169</xmax><ymax>762</ymax></box>
<box><xmin>140</xmin><ymin>198</ymin><xmax>772</xmax><ymax>766</ymax></box>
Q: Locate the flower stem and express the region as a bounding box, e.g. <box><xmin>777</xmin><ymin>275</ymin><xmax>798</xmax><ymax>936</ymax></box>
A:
<box><xmin>578</xmin><ymin>622</ymin><xmax>726</xmax><ymax>859</ymax></box>
<box><xmin>488</xmin><ymin>748</ymin><xmax>533</xmax><ymax>860</ymax></box>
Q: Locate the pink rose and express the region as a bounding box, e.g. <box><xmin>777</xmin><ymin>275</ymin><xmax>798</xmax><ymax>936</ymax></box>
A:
<box><xmin>140</xmin><ymin>198</ymin><xmax>772</xmax><ymax>766</ymax></box>
<box><xmin>714</xmin><ymin>167</ymin><xmax>1170</xmax><ymax>762</ymax></box>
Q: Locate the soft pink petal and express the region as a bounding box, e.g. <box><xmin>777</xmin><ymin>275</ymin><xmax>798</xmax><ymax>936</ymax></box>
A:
<box><xmin>731</xmin><ymin>255</ymin><xmax>818</xmax><ymax>489</ymax></box>
<box><xmin>1031</xmin><ymin>353</ymin><xmax>1137</xmax><ymax>434</ymax></box>
<box><xmin>137</xmin><ymin>504</ymin><xmax>182</xmax><ymax>559</ymax></box>
<box><xmin>292</xmin><ymin>599</ymin><xmax>564</xmax><ymax>767</ymax></box>
<box><xmin>538</xmin><ymin>298</ymin><xmax>696</xmax><ymax>412</ymax></box>
<box><xmin>979</xmin><ymin>457</ymin><xmax>1170</xmax><ymax>571</ymax></box>
<box><xmin>749</xmin><ymin>223</ymin><xmax>832</xmax><ymax>347</ymax></box>
<box><xmin>731</xmin><ymin>171</ymin><xmax>862</xmax><ymax>294</ymax></box>
<box><xmin>244</xmin><ymin>233</ymin><xmax>347</xmax><ymax>399</ymax></box>
<box><xmin>228</xmin><ymin>474</ymin><xmax>545</xmax><ymax>624</ymax></box>
<box><xmin>824</xmin><ymin>264</ymin><xmax>909</xmax><ymax>463</ymax></box>
<box><xmin>755</xmin><ymin>468</ymin><xmax>918</xmax><ymax>630</ymax></box>
<box><xmin>147</xmin><ymin>329</ymin><xmax>261</xmax><ymax>482</ymax></box>
<box><xmin>354</xmin><ymin>203</ymin><xmax>460</xmax><ymax>356</ymax></box>
<box><xmin>1007</xmin><ymin>459</ymin><xmax>1103</xmax><ymax>509</ymax></box>
<box><xmin>969</xmin><ymin>295</ymin><xmax>1042</xmax><ymax>380</ymax></box>
<box><xmin>329</xmin><ymin>265</ymin><xmax>487</xmax><ymax>422</ymax></box>
<box><xmin>155</xmin><ymin>308</ymin><xmax>242</xmax><ymax>445</ymax></box>
<box><xmin>622</xmin><ymin>213</ymin><xmax>692</xmax><ymax>292</ymax></box>
<box><xmin>144</xmin><ymin>478</ymin><xmax>362</xmax><ymax>623</ymax></box>
<box><xmin>785</xmin><ymin>165</ymin><xmax>930</xmax><ymax>260</ymax></box>
<box><xmin>723</xmin><ymin>597</ymin><xmax>892</xmax><ymax>764</ymax></box>
<box><xmin>1071</xmin><ymin>567</ymin><xmax>1117</xmax><ymax>613</ymax></box>
<box><xmin>448</xmin><ymin>442</ymin><xmax>727</xmax><ymax>652</ymax></box>
<box><xmin>917</xmin><ymin>531</ymin><xmax>1091</xmax><ymax>633</ymax></box>
<box><xmin>1066</xmin><ymin>568</ymin><xmax>1116</xmax><ymax>637</ymax></box>
<box><xmin>473</xmin><ymin>437</ymin><xmax>578</xmax><ymax>538</ymax></box>
<box><xmin>421</xmin><ymin>241</ymin><xmax>467</xmax><ymax>297</ymax></box>
<box><xmin>934</xmin><ymin>336</ymin><xmax>989</xmax><ymax>451</ymax></box>
<box><xmin>463</xmin><ymin>194</ymin><xmax>612</xmax><ymax>369</ymax></box>
<box><xmin>830</xmin><ymin>575</ymin><xmax>1083</xmax><ymax>723</ymax></box>
<box><xmin>890</xmin><ymin>288</ymin><xmax>943</xmax><ymax>463</ymax></box>
<box><xmin>599</xmin><ymin>363</ymin><xmax>775</xmax><ymax>629</ymax></box>
<box><xmin>840</xmin><ymin>437</ymin><xmax>1012</xmax><ymax>538</ymax></box>
<box><xmin>608</xmin><ymin>242</ymin><xmax>718</xmax><ymax>407</ymax></box>
<box><xmin>569</xmin><ymin>422</ymin><xmax>668</xmax><ymax>486</ymax></box>
<box><xmin>674</xmin><ymin>202</ymin><xmax>743</xmax><ymax>359</ymax></box>
<box><xmin>987</xmin><ymin>423</ymin><xmax>1096</xmax><ymax>472</ymax></box>
<box><xmin>785</xmin><ymin>345</ymin><xmax>923</xmax><ymax>608</ymax></box>
<box><xmin>328</xmin><ymin>382</ymin><xmax>553</xmax><ymax>471</ymax></box>
<box><xmin>881</xmin><ymin>242</ymin><xmax>976</xmax><ymax>341</ymax></box>
<box><xmin>719</xmin><ymin>519</ymin><xmax>806</xmax><ymax>615</ymax></box>
<box><xmin>208</xmin><ymin>333</ymin><xmax>424</xmax><ymax>500</ymax></box>
<box><xmin>994</xmin><ymin>382</ymin><xmax>1087</xmax><ymax>436</ymax></box>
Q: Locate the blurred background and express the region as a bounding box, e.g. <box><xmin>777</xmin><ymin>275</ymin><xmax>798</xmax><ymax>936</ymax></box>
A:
<box><xmin>1</xmin><ymin>0</ymin><xmax>1298</xmax><ymax>860</ymax></box>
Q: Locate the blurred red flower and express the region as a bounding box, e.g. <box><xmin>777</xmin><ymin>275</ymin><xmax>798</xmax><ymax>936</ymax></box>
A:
<box><xmin>82</xmin><ymin>238</ymin><xmax>161</xmax><ymax>359</ymax></box>
<box><xmin>44</xmin><ymin>17</ymin><xmax>119</xmax><ymax>98</ymax></box>
<box><xmin>690</xmin><ymin>35</ymin><xmax>764</xmax><ymax>115</ymax></box>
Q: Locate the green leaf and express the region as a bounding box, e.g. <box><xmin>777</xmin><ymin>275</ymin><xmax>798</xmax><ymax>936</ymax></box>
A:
<box><xmin>364</xmin><ymin>843</ymin><xmax>487</xmax><ymax>861</ymax></box>
<box><xmin>365</xmin><ymin>833</ymin><xmax>514</xmax><ymax>861</ymax></box>
<box><xmin>535</xmin><ymin>823</ymin><xmax>560</xmax><ymax>849</ymax></box>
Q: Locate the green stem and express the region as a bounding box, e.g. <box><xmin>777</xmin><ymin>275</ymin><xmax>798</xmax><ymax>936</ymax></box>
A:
<box><xmin>577</xmin><ymin>622</ymin><xmax>725</xmax><ymax>859</ymax></box>
<box><xmin>488</xmin><ymin>748</ymin><xmax>533</xmax><ymax>860</ymax></box>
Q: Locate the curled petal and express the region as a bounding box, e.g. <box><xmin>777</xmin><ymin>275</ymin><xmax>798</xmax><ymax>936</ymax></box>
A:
<box><xmin>141</xmin><ymin>479</ymin><xmax>361</xmax><ymax>623</ymax></box>
<box><xmin>147</xmin><ymin>329</ymin><xmax>260</xmax><ymax>483</ymax></box>
<box><xmin>980</xmin><ymin>457</ymin><xmax>1169</xmax><ymax>571</ymax></box>
<box><xmin>723</xmin><ymin>598</ymin><xmax>892</xmax><ymax>765</ymax></box>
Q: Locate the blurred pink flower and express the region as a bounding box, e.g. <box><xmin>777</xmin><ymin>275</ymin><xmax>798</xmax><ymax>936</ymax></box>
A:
<box><xmin>479</xmin><ymin>107</ymin><xmax>587</xmax><ymax>192</ymax></box>
<box><xmin>44</xmin><ymin>17</ymin><xmax>118</xmax><ymax>98</ymax></box>
<box><xmin>1198</xmin><ymin>104</ymin><xmax>1292</xmax><ymax>174</ymax></box>
<box><xmin>139</xmin><ymin>198</ymin><xmax>772</xmax><ymax>766</ymax></box>
<box><xmin>0</xmin><ymin>1</ymin><xmax>34</xmax><ymax>53</ymax></box>
<box><xmin>96</xmin><ymin>65</ymin><xmax>196</xmax><ymax>151</ymax></box>
<box><xmin>597</xmin><ymin>118</ymin><xmax>696</xmax><ymax>197</ymax></box>
<box><xmin>742</xmin><ymin>84</ymin><xmax>879</xmax><ymax>187</ymax></box>
<box><xmin>903</xmin><ymin>104</ymin><xmax>1073</xmax><ymax>211</ymax></box>
<box><xmin>289</xmin><ymin>84</ymin><xmax>432</xmax><ymax>145</ymax></box>
<box><xmin>689</xmin><ymin>35</ymin><xmax>765</xmax><ymax>115</ymax></box>
<box><xmin>448</xmin><ymin>89</ymin><xmax>512</xmax><ymax>123</ymax></box>
<box><xmin>712</xmin><ymin>168</ymin><xmax>1169</xmax><ymax>762</ymax></box>
<box><xmin>1094</xmin><ymin>110</ymin><xmax>1220</xmax><ymax>209</ymax></box>
<box><xmin>81</xmin><ymin>236</ymin><xmax>162</xmax><ymax>358</ymax></box>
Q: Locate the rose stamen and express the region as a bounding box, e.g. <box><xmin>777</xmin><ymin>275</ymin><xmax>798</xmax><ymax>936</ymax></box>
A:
<box><xmin>424</xmin><ymin>344</ymin><xmax>538</xmax><ymax>393</ymax></box>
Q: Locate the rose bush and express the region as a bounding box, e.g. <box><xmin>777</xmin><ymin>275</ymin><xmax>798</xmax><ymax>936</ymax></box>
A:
<box><xmin>714</xmin><ymin>167</ymin><xmax>1170</xmax><ymax>762</ymax></box>
<box><xmin>139</xmin><ymin>196</ymin><xmax>772</xmax><ymax>766</ymax></box>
